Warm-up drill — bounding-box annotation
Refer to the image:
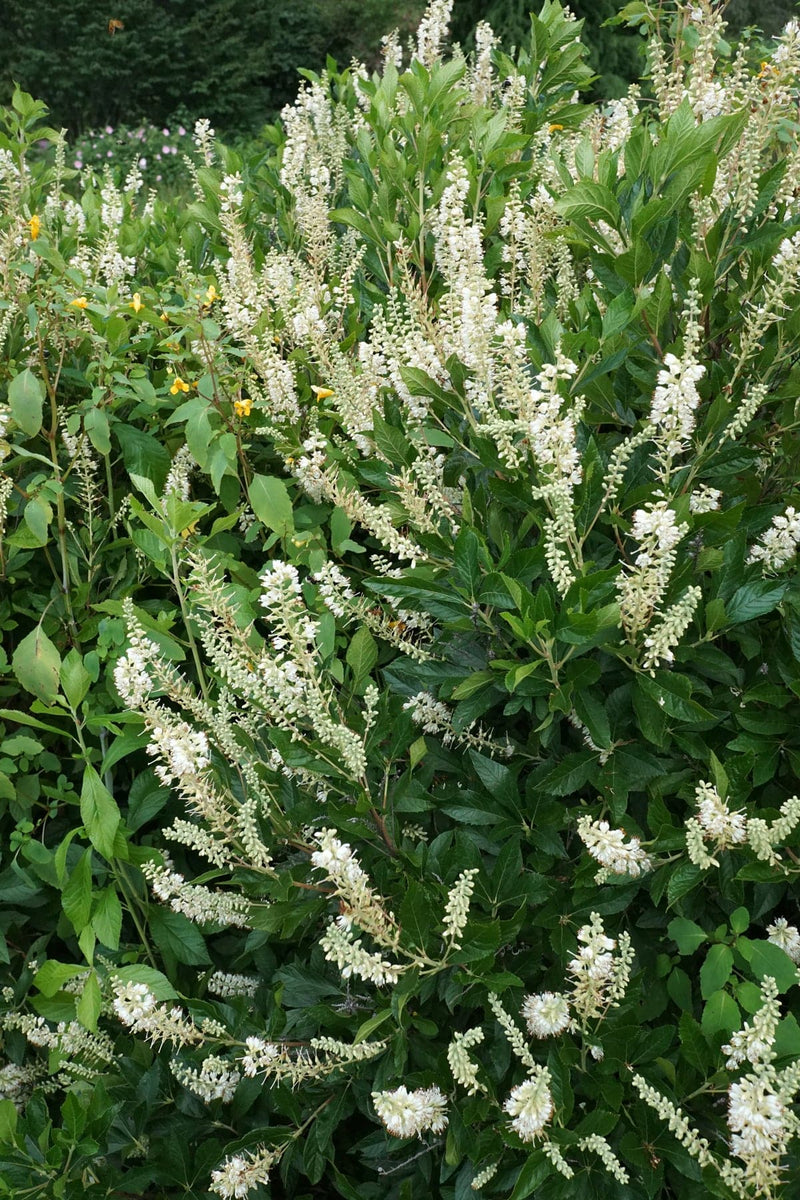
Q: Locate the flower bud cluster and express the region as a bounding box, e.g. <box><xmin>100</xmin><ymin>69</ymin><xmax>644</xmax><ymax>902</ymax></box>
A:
<box><xmin>173</xmin><ymin>1055</ymin><xmax>241</xmax><ymax>1103</ymax></box>
<box><xmin>112</xmin><ymin>980</ymin><xmax>205</xmax><ymax>1049</ymax></box>
<box><xmin>447</xmin><ymin>1027</ymin><xmax>485</xmax><ymax>1094</ymax></box>
<box><xmin>142</xmin><ymin>859</ymin><xmax>251</xmax><ymax>928</ymax></box>
<box><xmin>403</xmin><ymin>690</ymin><xmax>512</xmax><ymax>757</ymax></box>
<box><xmin>311</xmin><ymin>828</ymin><xmax>399</xmax><ymax>948</ymax></box>
<box><xmin>567</xmin><ymin>913</ymin><xmax>634</xmax><ymax>1025</ymax></box>
<box><xmin>618</xmin><ymin>503</ymin><xmax>688</xmax><ymax>638</ymax></box>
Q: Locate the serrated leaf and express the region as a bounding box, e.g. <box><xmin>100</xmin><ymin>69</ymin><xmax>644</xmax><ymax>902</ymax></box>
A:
<box><xmin>726</xmin><ymin>581</ymin><xmax>787</xmax><ymax>625</ymax></box>
<box><xmin>80</xmin><ymin>764</ymin><xmax>120</xmax><ymax>859</ymax></box>
<box><xmin>668</xmin><ymin>917</ymin><xmax>707</xmax><ymax>955</ymax></box>
<box><xmin>60</xmin><ymin>649</ymin><xmax>91</xmax><ymax>708</ymax></box>
<box><xmin>345</xmin><ymin>625</ymin><xmax>378</xmax><ymax>683</ymax></box>
<box><xmin>34</xmin><ymin>960</ymin><xmax>86</xmax><ymax>997</ymax></box>
<box><xmin>248</xmin><ymin>473</ymin><xmax>294</xmax><ymax>535</ymax></box>
<box><xmin>700</xmin><ymin>944</ymin><xmax>733</xmax><ymax>998</ymax></box>
<box><xmin>740</xmin><ymin>939</ymin><xmax>798</xmax><ymax>992</ymax></box>
<box><xmin>91</xmin><ymin>886</ymin><xmax>122</xmax><ymax>950</ymax></box>
<box><xmin>8</xmin><ymin>367</ymin><xmax>44</xmax><ymax>436</ymax></box>
<box><xmin>61</xmin><ymin>848</ymin><xmax>93</xmax><ymax>934</ymax></box>
<box><xmin>150</xmin><ymin>907</ymin><xmax>211</xmax><ymax>965</ymax></box>
<box><xmin>701</xmin><ymin>989</ymin><xmax>740</xmax><ymax>1037</ymax></box>
<box><xmin>76</xmin><ymin>971</ymin><xmax>102</xmax><ymax>1031</ymax></box>
<box><xmin>11</xmin><ymin>626</ymin><xmax>62</xmax><ymax>705</ymax></box>
<box><xmin>508</xmin><ymin>1153</ymin><xmax>550</xmax><ymax>1200</ymax></box>
<box><xmin>112</xmin><ymin>964</ymin><xmax>177</xmax><ymax>1001</ymax></box>
<box><xmin>666</xmin><ymin>861</ymin><xmax>704</xmax><ymax>906</ymax></box>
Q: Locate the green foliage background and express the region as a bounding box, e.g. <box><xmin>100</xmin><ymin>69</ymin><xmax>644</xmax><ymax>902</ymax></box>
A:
<box><xmin>0</xmin><ymin>0</ymin><xmax>427</xmax><ymax>135</ymax></box>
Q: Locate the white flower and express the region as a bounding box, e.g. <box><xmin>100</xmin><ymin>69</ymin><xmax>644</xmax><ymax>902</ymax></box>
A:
<box><xmin>210</xmin><ymin>1146</ymin><xmax>275</xmax><ymax>1199</ymax></box>
<box><xmin>372</xmin><ymin>1085</ymin><xmax>449</xmax><ymax>1137</ymax></box>
<box><xmin>766</xmin><ymin>918</ymin><xmax>800</xmax><ymax>964</ymax></box>
<box><xmin>694</xmin><ymin>781</ymin><xmax>747</xmax><ymax>845</ymax></box>
<box><xmin>748</xmin><ymin>506</ymin><xmax>800</xmax><ymax>573</ymax></box>
<box><xmin>147</xmin><ymin>720</ymin><xmax>210</xmax><ymax>784</ymax></box>
<box><xmin>649</xmin><ymin>351</ymin><xmax>706</xmax><ymax>454</ymax></box>
<box><xmin>503</xmin><ymin>1070</ymin><xmax>554</xmax><ymax>1142</ymax></box>
<box><xmin>728</xmin><ymin>1076</ymin><xmax>785</xmax><ymax>1159</ymax></box>
<box><xmin>577</xmin><ymin>816</ymin><xmax>653</xmax><ymax>877</ymax></box>
<box><xmin>521</xmin><ymin>992</ymin><xmax>572</xmax><ymax>1039</ymax></box>
<box><xmin>112</xmin><ymin>982</ymin><xmax>156</xmax><ymax>1026</ymax></box>
<box><xmin>689</xmin><ymin>485</ymin><xmax>722</xmax><ymax>513</ymax></box>
<box><xmin>113</xmin><ymin>646</ymin><xmax>152</xmax><ymax>707</ymax></box>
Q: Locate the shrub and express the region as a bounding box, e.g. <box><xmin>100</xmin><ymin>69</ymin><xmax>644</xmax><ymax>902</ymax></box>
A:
<box><xmin>3</xmin><ymin>2</ymin><xmax>800</xmax><ymax>1198</ymax></box>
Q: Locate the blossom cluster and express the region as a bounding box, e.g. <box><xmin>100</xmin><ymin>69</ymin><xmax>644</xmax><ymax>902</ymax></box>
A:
<box><xmin>372</xmin><ymin>1085</ymin><xmax>449</xmax><ymax>1138</ymax></box>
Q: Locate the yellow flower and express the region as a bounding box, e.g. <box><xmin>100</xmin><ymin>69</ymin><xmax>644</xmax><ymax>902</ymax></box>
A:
<box><xmin>548</xmin><ymin>123</ymin><xmax>564</xmax><ymax>132</ymax></box>
<box><xmin>234</xmin><ymin>397</ymin><xmax>253</xmax><ymax>418</ymax></box>
<box><xmin>160</xmin><ymin>311</ymin><xmax>169</xmax><ymax>322</ymax></box>
<box><xmin>129</xmin><ymin>293</ymin><xmax>144</xmax><ymax>314</ymax></box>
<box><xmin>204</xmin><ymin>284</ymin><xmax>219</xmax><ymax>305</ymax></box>
<box><xmin>28</xmin><ymin>214</ymin><xmax>41</xmax><ymax>240</ymax></box>
<box><xmin>180</xmin><ymin>521</ymin><xmax>199</xmax><ymax>539</ymax></box>
<box><xmin>70</xmin><ymin>296</ymin><xmax>89</xmax><ymax>309</ymax></box>
<box><xmin>311</xmin><ymin>385</ymin><xmax>334</xmax><ymax>400</ymax></box>
<box><xmin>170</xmin><ymin>376</ymin><xmax>190</xmax><ymax>395</ymax></box>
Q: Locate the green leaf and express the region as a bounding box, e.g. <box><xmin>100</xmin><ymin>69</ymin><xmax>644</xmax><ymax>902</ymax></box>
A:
<box><xmin>700</xmin><ymin>944</ymin><xmax>733</xmax><ymax>998</ymax></box>
<box><xmin>726</xmin><ymin>581</ymin><xmax>787</xmax><ymax>625</ymax></box>
<box><xmin>248</xmin><ymin>473</ymin><xmax>294</xmax><ymax>535</ymax></box>
<box><xmin>345</xmin><ymin>625</ymin><xmax>378</xmax><ymax>683</ymax></box>
<box><xmin>668</xmin><ymin>917</ymin><xmax>707</xmax><ymax>955</ymax></box>
<box><xmin>112</xmin><ymin>964</ymin><xmax>177</xmax><ymax>1000</ymax></box>
<box><xmin>739</xmin><ymin>938</ymin><xmax>798</xmax><ymax>992</ymax></box>
<box><xmin>61</xmin><ymin>848</ymin><xmax>93</xmax><ymax>934</ymax></box>
<box><xmin>730</xmin><ymin>907</ymin><xmax>749</xmax><ymax>935</ymax></box>
<box><xmin>11</xmin><ymin>626</ymin><xmax>62</xmax><ymax>705</ymax></box>
<box><xmin>701</xmin><ymin>989</ymin><xmax>740</xmax><ymax>1038</ymax></box>
<box><xmin>8</xmin><ymin>368</ymin><xmax>44</xmax><ymax>437</ymax></box>
<box><xmin>399</xmin><ymin>881</ymin><xmax>433</xmax><ymax>952</ymax></box>
<box><xmin>115</xmin><ymin>423</ymin><xmax>170</xmax><ymax>489</ymax></box>
<box><xmin>0</xmin><ymin>1099</ymin><xmax>17</xmax><ymax>1144</ymax></box>
<box><xmin>666</xmin><ymin>861</ymin><xmax>704</xmax><ymax>906</ymax></box>
<box><xmin>91</xmin><ymin>886</ymin><xmax>122</xmax><ymax>950</ymax></box>
<box><xmin>80</xmin><ymin>765</ymin><xmax>121</xmax><ymax>859</ymax></box>
<box><xmin>76</xmin><ymin>971</ymin><xmax>102</xmax><ymax>1031</ymax></box>
<box><xmin>555</xmin><ymin>180</ymin><xmax>620</xmax><ymax>227</ymax></box>
<box><xmin>60</xmin><ymin>649</ymin><xmax>91</xmax><ymax>709</ymax></box>
<box><xmin>150</xmin><ymin>907</ymin><xmax>211</xmax><ymax>965</ymax></box>
<box><xmin>509</xmin><ymin>1152</ymin><xmax>550</xmax><ymax>1200</ymax></box>
<box><xmin>23</xmin><ymin>496</ymin><xmax>51</xmax><ymax>544</ymax></box>
<box><xmin>34</xmin><ymin>960</ymin><xmax>86</xmax><ymax>997</ymax></box>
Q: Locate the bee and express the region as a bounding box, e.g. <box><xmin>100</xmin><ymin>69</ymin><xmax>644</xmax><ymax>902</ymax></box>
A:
<box><xmin>108</xmin><ymin>17</ymin><xmax>124</xmax><ymax>34</ymax></box>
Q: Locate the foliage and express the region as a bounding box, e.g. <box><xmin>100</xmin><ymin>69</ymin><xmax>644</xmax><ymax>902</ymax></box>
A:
<box><xmin>3</xmin><ymin>2</ymin><xmax>800</xmax><ymax>1198</ymax></box>
<box><xmin>65</xmin><ymin>117</ymin><xmax>197</xmax><ymax>191</ymax></box>
<box><xmin>0</xmin><ymin>0</ymin><xmax>427</xmax><ymax>138</ymax></box>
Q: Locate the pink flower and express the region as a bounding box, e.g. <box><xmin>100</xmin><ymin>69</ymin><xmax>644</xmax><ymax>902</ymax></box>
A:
<box><xmin>156</xmin><ymin>174</ymin><xmax>162</xmax><ymax>182</ymax></box>
<box><xmin>107</xmin><ymin>149</ymin><xmax>113</xmax><ymax>158</ymax></box>
<box><xmin>178</xmin><ymin>126</ymin><xmax>186</xmax><ymax>136</ymax></box>
<box><xmin>138</xmin><ymin>156</ymin><xmax>147</xmax><ymax>168</ymax></box>
<box><xmin>162</xmin><ymin>144</ymin><xmax>170</xmax><ymax>155</ymax></box>
<box><xmin>105</xmin><ymin>125</ymin><xmax>114</xmax><ymax>134</ymax></box>
<box><xmin>162</xmin><ymin>127</ymin><xmax>169</xmax><ymax>136</ymax></box>
<box><xmin>74</xmin><ymin>160</ymin><xmax>82</xmax><ymax>169</ymax></box>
